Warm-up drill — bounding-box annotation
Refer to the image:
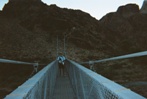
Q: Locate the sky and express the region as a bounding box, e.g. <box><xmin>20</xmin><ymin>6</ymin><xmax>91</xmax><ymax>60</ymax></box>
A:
<box><xmin>0</xmin><ymin>0</ymin><xmax>144</xmax><ymax>19</ymax></box>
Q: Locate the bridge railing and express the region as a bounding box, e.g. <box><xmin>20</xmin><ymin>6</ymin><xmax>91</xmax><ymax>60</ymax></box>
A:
<box><xmin>66</xmin><ymin>60</ymin><xmax>145</xmax><ymax>99</ymax></box>
<box><xmin>0</xmin><ymin>58</ymin><xmax>37</xmax><ymax>65</ymax></box>
<box><xmin>0</xmin><ymin>58</ymin><xmax>39</xmax><ymax>75</ymax></box>
<box><xmin>80</xmin><ymin>51</ymin><xmax>147</xmax><ymax>64</ymax></box>
<box><xmin>5</xmin><ymin>60</ymin><xmax>58</xmax><ymax>99</ymax></box>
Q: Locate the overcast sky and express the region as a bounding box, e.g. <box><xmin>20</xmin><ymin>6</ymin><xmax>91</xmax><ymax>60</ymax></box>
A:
<box><xmin>0</xmin><ymin>0</ymin><xmax>144</xmax><ymax>19</ymax></box>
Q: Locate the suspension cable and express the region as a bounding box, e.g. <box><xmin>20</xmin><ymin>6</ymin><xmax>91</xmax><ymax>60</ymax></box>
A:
<box><xmin>0</xmin><ymin>58</ymin><xmax>39</xmax><ymax>78</ymax></box>
<box><xmin>64</xmin><ymin>33</ymin><xmax>66</xmax><ymax>57</ymax></box>
<box><xmin>56</xmin><ymin>34</ymin><xmax>67</xmax><ymax>57</ymax></box>
<box><xmin>56</xmin><ymin>35</ymin><xmax>59</xmax><ymax>57</ymax></box>
<box><xmin>0</xmin><ymin>58</ymin><xmax>37</xmax><ymax>65</ymax></box>
<box><xmin>80</xmin><ymin>51</ymin><xmax>147</xmax><ymax>64</ymax></box>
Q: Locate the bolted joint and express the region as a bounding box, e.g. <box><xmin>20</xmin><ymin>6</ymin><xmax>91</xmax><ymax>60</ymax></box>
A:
<box><xmin>89</xmin><ymin>61</ymin><xmax>95</xmax><ymax>71</ymax></box>
<box><xmin>33</xmin><ymin>63</ymin><xmax>39</xmax><ymax>73</ymax></box>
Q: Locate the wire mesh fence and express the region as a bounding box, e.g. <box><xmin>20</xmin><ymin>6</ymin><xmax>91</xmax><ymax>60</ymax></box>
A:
<box><xmin>4</xmin><ymin>60</ymin><xmax>58</xmax><ymax>99</ymax></box>
<box><xmin>66</xmin><ymin>60</ymin><xmax>146</xmax><ymax>99</ymax></box>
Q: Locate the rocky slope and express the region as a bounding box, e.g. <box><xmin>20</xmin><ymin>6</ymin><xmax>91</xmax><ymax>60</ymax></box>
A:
<box><xmin>141</xmin><ymin>0</ymin><xmax>147</xmax><ymax>14</ymax></box>
<box><xmin>1</xmin><ymin>0</ymin><xmax>147</xmax><ymax>60</ymax></box>
<box><xmin>2</xmin><ymin>0</ymin><xmax>146</xmax><ymax>61</ymax></box>
<box><xmin>1</xmin><ymin>0</ymin><xmax>116</xmax><ymax>61</ymax></box>
<box><xmin>99</xmin><ymin>4</ymin><xmax>147</xmax><ymax>53</ymax></box>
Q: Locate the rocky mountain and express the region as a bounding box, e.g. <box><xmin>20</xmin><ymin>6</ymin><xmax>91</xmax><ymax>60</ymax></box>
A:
<box><xmin>99</xmin><ymin>3</ymin><xmax>147</xmax><ymax>53</ymax></box>
<box><xmin>1</xmin><ymin>0</ymin><xmax>147</xmax><ymax>62</ymax></box>
<box><xmin>141</xmin><ymin>0</ymin><xmax>147</xmax><ymax>14</ymax></box>
<box><xmin>1</xmin><ymin>0</ymin><xmax>147</xmax><ymax>60</ymax></box>
<box><xmin>0</xmin><ymin>0</ymin><xmax>147</xmax><ymax>61</ymax></box>
<box><xmin>0</xmin><ymin>0</ymin><xmax>117</xmax><ymax>61</ymax></box>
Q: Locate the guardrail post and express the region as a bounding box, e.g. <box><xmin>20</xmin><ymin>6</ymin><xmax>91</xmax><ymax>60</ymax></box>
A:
<box><xmin>89</xmin><ymin>61</ymin><xmax>95</xmax><ymax>72</ymax></box>
<box><xmin>33</xmin><ymin>63</ymin><xmax>39</xmax><ymax>73</ymax></box>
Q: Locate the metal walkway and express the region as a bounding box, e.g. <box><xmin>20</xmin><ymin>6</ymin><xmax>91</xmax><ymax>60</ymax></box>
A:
<box><xmin>53</xmin><ymin>71</ymin><xmax>76</xmax><ymax>99</ymax></box>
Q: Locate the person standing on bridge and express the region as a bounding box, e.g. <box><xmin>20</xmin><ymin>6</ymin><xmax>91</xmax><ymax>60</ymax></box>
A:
<box><xmin>57</xmin><ymin>54</ymin><xmax>66</xmax><ymax>76</ymax></box>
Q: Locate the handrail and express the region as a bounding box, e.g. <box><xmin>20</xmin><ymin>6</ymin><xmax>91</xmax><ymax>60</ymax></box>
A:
<box><xmin>0</xmin><ymin>58</ymin><xmax>37</xmax><ymax>65</ymax></box>
<box><xmin>0</xmin><ymin>58</ymin><xmax>39</xmax><ymax>76</ymax></box>
<box><xmin>4</xmin><ymin>60</ymin><xmax>58</xmax><ymax>99</ymax></box>
<box><xmin>80</xmin><ymin>51</ymin><xmax>147</xmax><ymax>64</ymax></box>
<box><xmin>66</xmin><ymin>60</ymin><xmax>146</xmax><ymax>99</ymax></box>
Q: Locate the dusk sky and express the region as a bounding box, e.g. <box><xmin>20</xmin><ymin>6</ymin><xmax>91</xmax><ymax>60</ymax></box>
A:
<box><xmin>0</xmin><ymin>0</ymin><xmax>144</xmax><ymax>19</ymax></box>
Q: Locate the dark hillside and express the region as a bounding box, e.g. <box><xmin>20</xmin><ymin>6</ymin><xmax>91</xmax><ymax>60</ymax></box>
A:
<box><xmin>1</xmin><ymin>0</ymin><xmax>120</xmax><ymax>61</ymax></box>
<box><xmin>0</xmin><ymin>17</ymin><xmax>51</xmax><ymax>61</ymax></box>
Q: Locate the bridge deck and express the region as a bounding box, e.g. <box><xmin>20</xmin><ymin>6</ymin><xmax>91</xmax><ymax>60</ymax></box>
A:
<box><xmin>53</xmin><ymin>71</ymin><xmax>76</xmax><ymax>99</ymax></box>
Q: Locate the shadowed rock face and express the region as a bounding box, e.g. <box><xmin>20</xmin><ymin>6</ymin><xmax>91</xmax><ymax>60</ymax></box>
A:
<box><xmin>1</xmin><ymin>0</ymin><xmax>111</xmax><ymax>60</ymax></box>
<box><xmin>141</xmin><ymin>0</ymin><xmax>147</xmax><ymax>14</ymax></box>
<box><xmin>0</xmin><ymin>0</ymin><xmax>147</xmax><ymax>60</ymax></box>
<box><xmin>100</xmin><ymin>4</ymin><xmax>140</xmax><ymax>30</ymax></box>
<box><xmin>3</xmin><ymin>0</ymin><xmax>46</xmax><ymax>18</ymax></box>
<box><xmin>99</xmin><ymin>3</ymin><xmax>147</xmax><ymax>53</ymax></box>
<box><xmin>117</xmin><ymin>4</ymin><xmax>139</xmax><ymax>18</ymax></box>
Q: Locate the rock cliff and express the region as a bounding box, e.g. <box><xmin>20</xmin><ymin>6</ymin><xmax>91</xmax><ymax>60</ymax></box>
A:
<box><xmin>141</xmin><ymin>0</ymin><xmax>147</xmax><ymax>14</ymax></box>
<box><xmin>1</xmin><ymin>0</ymin><xmax>147</xmax><ymax>61</ymax></box>
<box><xmin>100</xmin><ymin>3</ymin><xmax>147</xmax><ymax>53</ymax></box>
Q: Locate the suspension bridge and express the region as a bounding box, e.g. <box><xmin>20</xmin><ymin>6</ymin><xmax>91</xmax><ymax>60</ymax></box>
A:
<box><xmin>0</xmin><ymin>51</ymin><xmax>146</xmax><ymax>99</ymax></box>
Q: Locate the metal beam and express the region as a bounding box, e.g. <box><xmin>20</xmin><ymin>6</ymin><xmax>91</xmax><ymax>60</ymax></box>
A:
<box><xmin>80</xmin><ymin>51</ymin><xmax>147</xmax><ymax>64</ymax></box>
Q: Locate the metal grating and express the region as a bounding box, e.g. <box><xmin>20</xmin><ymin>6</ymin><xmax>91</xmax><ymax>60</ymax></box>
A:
<box><xmin>53</xmin><ymin>73</ymin><xmax>76</xmax><ymax>99</ymax></box>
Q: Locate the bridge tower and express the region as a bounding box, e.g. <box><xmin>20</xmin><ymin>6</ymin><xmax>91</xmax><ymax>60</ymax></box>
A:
<box><xmin>56</xmin><ymin>34</ymin><xmax>67</xmax><ymax>57</ymax></box>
